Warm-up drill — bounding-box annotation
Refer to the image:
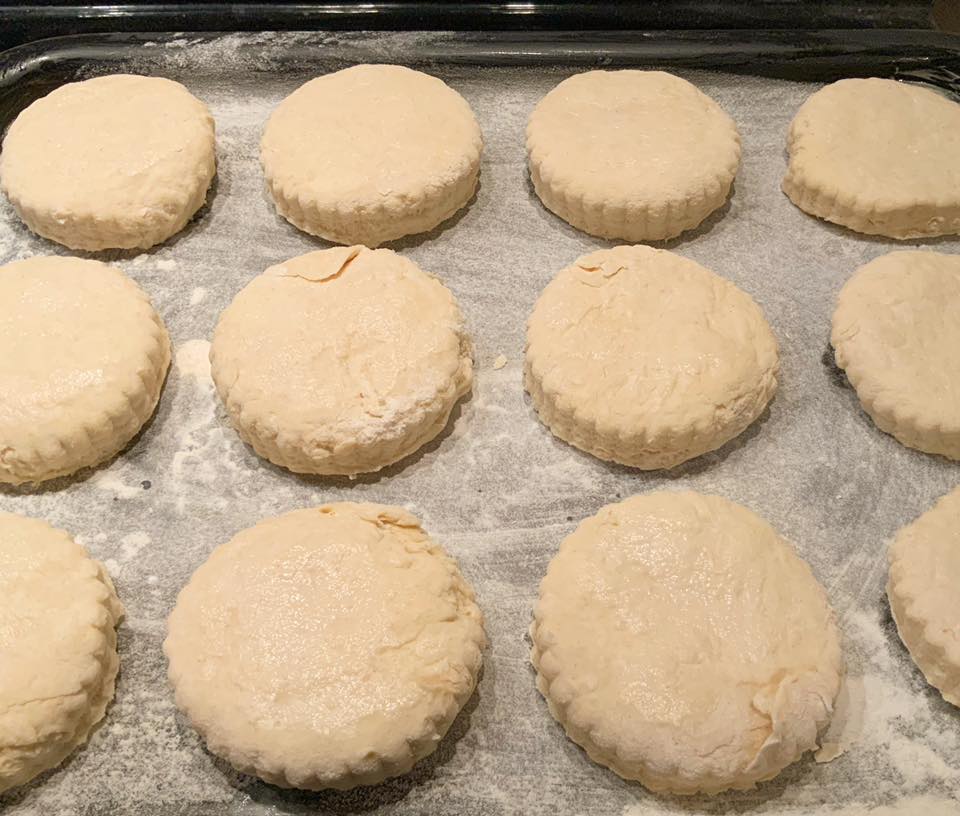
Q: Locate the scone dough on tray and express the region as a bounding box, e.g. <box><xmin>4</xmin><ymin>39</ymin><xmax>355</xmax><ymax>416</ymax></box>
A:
<box><xmin>888</xmin><ymin>486</ymin><xmax>960</xmax><ymax>707</ymax></box>
<box><xmin>210</xmin><ymin>246</ymin><xmax>472</xmax><ymax>476</ymax></box>
<box><xmin>0</xmin><ymin>74</ymin><xmax>216</xmax><ymax>251</ymax></box>
<box><xmin>531</xmin><ymin>491</ymin><xmax>843</xmax><ymax>795</ymax></box>
<box><xmin>0</xmin><ymin>511</ymin><xmax>123</xmax><ymax>794</ymax></box>
<box><xmin>525</xmin><ymin>245</ymin><xmax>778</xmax><ymax>469</ymax></box>
<box><xmin>831</xmin><ymin>250</ymin><xmax>960</xmax><ymax>460</ymax></box>
<box><xmin>164</xmin><ymin>503</ymin><xmax>486</xmax><ymax>790</ymax></box>
<box><xmin>526</xmin><ymin>70</ymin><xmax>740</xmax><ymax>241</ymax></box>
<box><xmin>783</xmin><ymin>78</ymin><xmax>960</xmax><ymax>239</ymax></box>
<box><xmin>0</xmin><ymin>256</ymin><xmax>171</xmax><ymax>485</ymax></box>
<box><xmin>261</xmin><ymin>64</ymin><xmax>482</xmax><ymax>247</ymax></box>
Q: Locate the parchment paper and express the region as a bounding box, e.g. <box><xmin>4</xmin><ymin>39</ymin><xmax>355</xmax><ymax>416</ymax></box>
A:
<box><xmin>0</xmin><ymin>32</ymin><xmax>958</xmax><ymax>816</ymax></box>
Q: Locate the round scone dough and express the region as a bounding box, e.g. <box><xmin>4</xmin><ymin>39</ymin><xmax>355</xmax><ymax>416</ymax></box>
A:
<box><xmin>0</xmin><ymin>74</ymin><xmax>216</xmax><ymax>251</ymax></box>
<box><xmin>164</xmin><ymin>503</ymin><xmax>486</xmax><ymax>790</ymax></box>
<box><xmin>888</xmin><ymin>486</ymin><xmax>960</xmax><ymax>707</ymax></box>
<box><xmin>0</xmin><ymin>511</ymin><xmax>123</xmax><ymax>794</ymax></box>
<box><xmin>210</xmin><ymin>245</ymin><xmax>472</xmax><ymax>476</ymax></box>
<box><xmin>531</xmin><ymin>491</ymin><xmax>843</xmax><ymax>795</ymax></box>
<box><xmin>261</xmin><ymin>64</ymin><xmax>482</xmax><ymax>247</ymax></box>
<box><xmin>783</xmin><ymin>78</ymin><xmax>960</xmax><ymax>239</ymax></box>
<box><xmin>525</xmin><ymin>245</ymin><xmax>778</xmax><ymax>469</ymax></box>
<box><xmin>526</xmin><ymin>70</ymin><xmax>740</xmax><ymax>241</ymax></box>
<box><xmin>0</xmin><ymin>256</ymin><xmax>171</xmax><ymax>485</ymax></box>
<box><xmin>831</xmin><ymin>250</ymin><xmax>960</xmax><ymax>460</ymax></box>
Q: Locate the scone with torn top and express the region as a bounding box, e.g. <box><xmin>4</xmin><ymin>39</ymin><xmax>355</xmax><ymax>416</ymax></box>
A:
<box><xmin>525</xmin><ymin>245</ymin><xmax>778</xmax><ymax>470</ymax></box>
<box><xmin>210</xmin><ymin>245</ymin><xmax>473</xmax><ymax>477</ymax></box>
<box><xmin>164</xmin><ymin>503</ymin><xmax>486</xmax><ymax>790</ymax></box>
<box><xmin>531</xmin><ymin>491</ymin><xmax>843</xmax><ymax>795</ymax></box>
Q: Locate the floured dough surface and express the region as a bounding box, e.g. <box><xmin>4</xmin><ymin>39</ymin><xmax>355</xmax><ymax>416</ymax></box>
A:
<box><xmin>526</xmin><ymin>70</ymin><xmax>740</xmax><ymax>241</ymax></box>
<box><xmin>525</xmin><ymin>245</ymin><xmax>778</xmax><ymax>469</ymax></box>
<box><xmin>783</xmin><ymin>78</ymin><xmax>960</xmax><ymax>239</ymax></box>
<box><xmin>831</xmin><ymin>250</ymin><xmax>960</xmax><ymax>460</ymax></box>
<box><xmin>210</xmin><ymin>246</ymin><xmax>472</xmax><ymax>476</ymax></box>
<box><xmin>261</xmin><ymin>64</ymin><xmax>482</xmax><ymax>247</ymax></box>
<box><xmin>164</xmin><ymin>502</ymin><xmax>486</xmax><ymax>790</ymax></box>
<box><xmin>888</xmin><ymin>486</ymin><xmax>960</xmax><ymax>707</ymax></box>
<box><xmin>0</xmin><ymin>74</ymin><xmax>216</xmax><ymax>251</ymax></box>
<box><xmin>0</xmin><ymin>256</ymin><xmax>171</xmax><ymax>485</ymax></box>
<box><xmin>531</xmin><ymin>491</ymin><xmax>843</xmax><ymax>795</ymax></box>
<box><xmin>0</xmin><ymin>511</ymin><xmax>123</xmax><ymax>794</ymax></box>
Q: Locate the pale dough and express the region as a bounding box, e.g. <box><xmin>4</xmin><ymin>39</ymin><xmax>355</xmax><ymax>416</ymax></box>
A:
<box><xmin>525</xmin><ymin>245</ymin><xmax>779</xmax><ymax>469</ymax></box>
<box><xmin>0</xmin><ymin>511</ymin><xmax>123</xmax><ymax>793</ymax></box>
<box><xmin>261</xmin><ymin>64</ymin><xmax>482</xmax><ymax>247</ymax></box>
<box><xmin>164</xmin><ymin>502</ymin><xmax>486</xmax><ymax>790</ymax></box>
<box><xmin>0</xmin><ymin>256</ymin><xmax>171</xmax><ymax>485</ymax></box>
<box><xmin>831</xmin><ymin>250</ymin><xmax>960</xmax><ymax>460</ymax></box>
<box><xmin>888</xmin><ymin>486</ymin><xmax>960</xmax><ymax>707</ymax></box>
<box><xmin>0</xmin><ymin>74</ymin><xmax>216</xmax><ymax>251</ymax></box>
<box><xmin>210</xmin><ymin>246</ymin><xmax>472</xmax><ymax>476</ymax></box>
<box><xmin>526</xmin><ymin>70</ymin><xmax>740</xmax><ymax>241</ymax></box>
<box><xmin>531</xmin><ymin>491</ymin><xmax>843</xmax><ymax>795</ymax></box>
<box><xmin>782</xmin><ymin>78</ymin><xmax>960</xmax><ymax>239</ymax></box>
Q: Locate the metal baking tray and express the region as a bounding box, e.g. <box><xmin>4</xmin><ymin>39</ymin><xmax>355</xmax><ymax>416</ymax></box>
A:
<box><xmin>1</xmin><ymin>30</ymin><xmax>959</xmax><ymax>816</ymax></box>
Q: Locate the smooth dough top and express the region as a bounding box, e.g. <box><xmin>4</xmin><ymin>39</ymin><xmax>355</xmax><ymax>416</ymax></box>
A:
<box><xmin>0</xmin><ymin>256</ymin><xmax>170</xmax><ymax>476</ymax></box>
<box><xmin>210</xmin><ymin>246</ymin><xmax>471</xmax><ymax>458</ymax></box>
<box><xmin>832</xmin><ymin>251</ymin><xmax>960</xmax><ymax>442</ymax></box>
<box><xmin>526</xmin><ymin>245</ymin><xmax>778</xmax><ymax>443</ymax></box>
<box><xmin>0</xmin><ymin>511</ymin><xmax>123</xmax><ymax>790</ymax></box>
<box><xmin>785</xmin><ymin>78</ymin><xmax>960</xmax><ymax>209</ymax></box>
<box><xmin>533</xmin><ymin>491</ymin><xmax>842</xmax><ymax>794</ymax></box>
<box><xmin>0</xmin><ymin>74</ymin><xmax>215</xmax><ymax>229</ymax></box>
<box><xmin>526</xmin><ymin>70</ymin><xmax>740</xmax><ymax>205</ymax></box>
<box><xmin>261</xmin><ymin>64</ymin><xmax>482</xmax><ymax>211</ymax></box>
<box><xmin>889</xmin><ymin>486</ymin><xmax>960</xmax><ymax>671</ymax></box>
<box><xmin>164</xmin><ymin>503</ymin><xmax>486</xmax><ymax>788</ymax></box>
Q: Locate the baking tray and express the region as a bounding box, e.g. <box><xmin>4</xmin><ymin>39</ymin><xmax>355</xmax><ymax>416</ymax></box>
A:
<box><xmin>1</xmin><ymin>30</ymin><xmax>959</xmax><ymax>816</ymax></box>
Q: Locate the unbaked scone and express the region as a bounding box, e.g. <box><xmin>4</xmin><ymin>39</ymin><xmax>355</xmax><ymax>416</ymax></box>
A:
<box><xmin>0</xmin><ymin>74</ymin><xmax>216</xmax><ymax>251</ymax></box>
<box><xmin>888</xmin><ymin>486</ymin><xmax>960</xmax><ymax>707</ymax></box>
<box><xmin>525</xmin><ymin>245</ymin><xmax>778</xmax><ymax>469</ymax></box>
<box><xmin>164</xmin><ymin>502</ymin><xmax>485</xmax><ymax>790</ymax></box>
<box><xmin>261</xmin><ymin>64</ymin><xmax>482</xmax><ymax>247</ymax></box>
<box><xmin>0</xmin><ymin>511</ymin><xmax>123</xmax><ymax>794</ymax></box>
<box><xmin>531</xmin><ymin>491</ymin><xmax>843</xmax><ymax>795</ymax></box>
<box><xmin>210</xmin><ymin>246</ymin><xmax>472</xmax><ymax>476</ymax></box>
<box><xmin>0</xmin><ymin>256</ymin><xmax>171</xmax><ymax>485</ymax></box>
<box><xmin>526</xmin><ymin>70</ymin><xmax>740</xmax><ymax>241</ymax></box>
<box><xmin>831</xmin><ymin>250</ymin><xmax>960</xmax><ymax>460</ymax></box>
<box><xmin>783</xmin><ymin>78</ymin><xmax>960</xmax><ymax>239</ymax></box>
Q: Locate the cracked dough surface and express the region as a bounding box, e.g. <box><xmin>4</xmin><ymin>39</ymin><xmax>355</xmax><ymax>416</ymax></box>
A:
<box><xmin>782</xmin><ymin>78</ymin><xmax>960</xmax><ymax>239</ymax></box>
<box><xmin>831</xmin><ymin>250</ymin><xmax>960</xmax><ymax>460</ymax></box>
<box><xmin>0</xmin><ymin>511</ymin><xmax>123</xmax><ymax>794</ymax></box>
<box><xmin>164</xmin><ymin>502</ymin><xmax>486</xmax><ymax>790</ymax></box>
<box><xmin>531</xmin><ymin>491</ymin><xmax>843</xmax><ymax>796</ymax></box>
<box><xmin>524</xmin><ymin>245</ymin><xmax>778</xmax><ymax>469</ymax></box>
<box><xmin>210</xmin><ymin>245</ymin><xmax>472</xmax><ymax>476</ymax></box>
<box><xmin>888</xmin><ymin>486</ymin><xmax>960</xmax><ymax>707</ymax></box>
<box><xmin>0</xmin><ymin>74</ymin><xmax>216</xmax><ymax>251</ymax></box>
<box><xmin>526</xmin><ymin>70</ymin><xmax>740</xmax><ymax>241</ymax></box>
<box><xmin>0</xmin><ymin>256</ymin><xmax>171</xmax><ymax>485</ymax></box>
<box><xmin>261</xmin><ymin>64</ymin><xmax>482</xmax><ymax>247</ymax></box>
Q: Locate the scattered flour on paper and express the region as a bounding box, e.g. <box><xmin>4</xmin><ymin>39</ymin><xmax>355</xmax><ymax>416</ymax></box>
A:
<box><xmin>90</xmin><ymin>470</ymin><xmax>142</xmax><ymax>500</ymax></box>
<box><xmin>189</xmin><ymin>286</ymin><xmax>207</xmax><ymax>305</ymax></box>
<box><xmin>175</xmin><ymin>338</ymin><xmax>212</xmax><ymax>381</ymax></box>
